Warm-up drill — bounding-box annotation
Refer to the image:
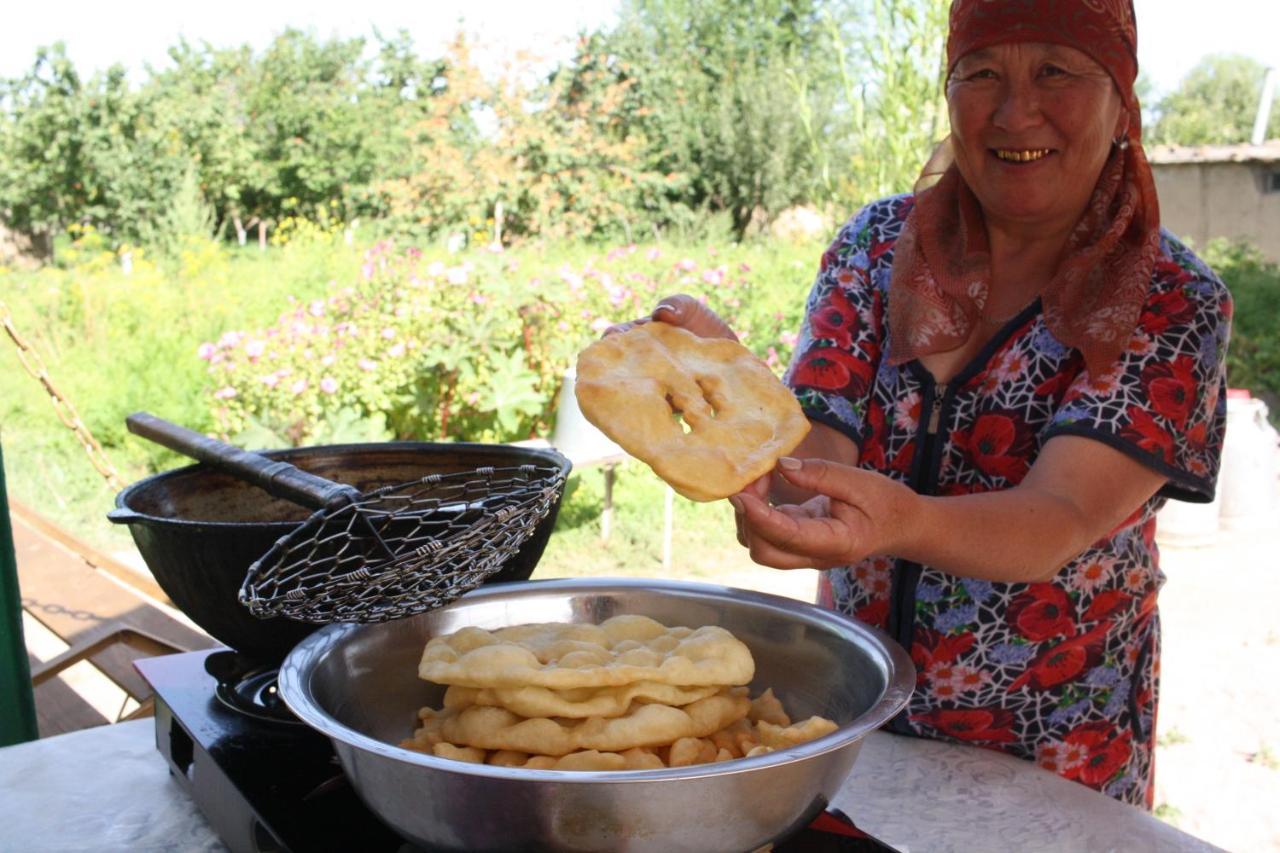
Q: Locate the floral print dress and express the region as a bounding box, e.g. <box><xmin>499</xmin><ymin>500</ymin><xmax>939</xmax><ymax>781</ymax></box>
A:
<box><xmin>785</xmin><ymin>195</ymin><xmax>1232</xmax><ymax>808</ymax></box>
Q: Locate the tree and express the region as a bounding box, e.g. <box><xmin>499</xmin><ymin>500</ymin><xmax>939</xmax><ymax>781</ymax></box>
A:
<box><xmin>0</xmin><ymin>43</ymin><xmax>192</xmax><ymax>249</ymax></box>
<box><xmin>1149</xmin><ymin>54</ymin><xmax>1280</xmax><ymax>146</ymax></box>
<box><xmin>606</xmin><ymin>0</ymin><xmax>847</xmax><ymax>239</ymax></box>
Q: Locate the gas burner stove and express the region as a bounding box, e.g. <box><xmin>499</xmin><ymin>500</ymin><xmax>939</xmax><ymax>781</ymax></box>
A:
<box><xmin>137</xmin><ymin>650</ymin><xmax>898</xmax><ymax>853</ymax></box>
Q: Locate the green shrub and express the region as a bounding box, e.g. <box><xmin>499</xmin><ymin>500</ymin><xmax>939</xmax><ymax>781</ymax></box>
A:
<box><xmin>1204</xmin><ymin>239</ymin><xmax>1280</xmax><ymax>422</ymax></box>
<box><xmin>202</xmin><ymin>235</ymin><xmax>825</xmax><ymax>447</ymax></box>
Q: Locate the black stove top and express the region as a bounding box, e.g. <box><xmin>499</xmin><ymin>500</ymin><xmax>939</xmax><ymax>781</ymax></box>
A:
<box><xmin>137</xmin><ymin>649</ymin><xmax>897</xmax><ymax>853</ymax></box>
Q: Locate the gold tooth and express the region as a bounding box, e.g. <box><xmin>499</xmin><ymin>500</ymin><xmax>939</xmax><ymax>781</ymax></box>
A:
<box><xmin>997</xmin><ymin>149</ymin><xmax>1049</xmax><ymax>162</ymax></box>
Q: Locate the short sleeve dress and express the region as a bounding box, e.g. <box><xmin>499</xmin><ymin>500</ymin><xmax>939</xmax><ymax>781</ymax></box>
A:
<box><xmin>785</xmin><ymin>194</ymin><xmax>1232</xmax><ymax>808</ymax></box>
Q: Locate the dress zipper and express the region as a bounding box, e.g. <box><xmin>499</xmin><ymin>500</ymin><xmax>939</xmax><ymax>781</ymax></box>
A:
<box><xmin>886</xmin><ymin>378</ymin><xmax>948</xmax><ymax>735</ymax></box>
<box><xmin>926</xmin><ymin>383</ymin><xmax>948</xmax><ymax>435</ymax></box>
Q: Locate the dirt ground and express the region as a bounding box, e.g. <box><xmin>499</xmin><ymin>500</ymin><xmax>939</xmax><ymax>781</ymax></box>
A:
<box><xmin>1151</xmin><ymin>520</ymin><xmax>1280</xmax><ymax>851</ymax></box>
<box><xmin>709</xmin><ymin>518</ymin><xmax>1280</xmax><ymax>852</ymax></box>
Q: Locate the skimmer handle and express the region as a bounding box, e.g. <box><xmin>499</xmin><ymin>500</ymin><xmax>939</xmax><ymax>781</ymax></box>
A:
<box><xmin>126</xmin><ymin>412</ymin><xmax>361</xmax><ymax>510</ymax></box>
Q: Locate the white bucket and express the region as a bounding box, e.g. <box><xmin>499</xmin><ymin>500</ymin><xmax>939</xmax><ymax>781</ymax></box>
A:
<box><xmin>1219</xmin><ymin>396</ymin><xmax>1280</xmax><ymax>531</ymax></box>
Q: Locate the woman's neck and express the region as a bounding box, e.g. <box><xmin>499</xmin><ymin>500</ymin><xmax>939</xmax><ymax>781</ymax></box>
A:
<box><xmin>983</xmin><ymin>215</ymin><xmax>1075</xmax><ymax>302</ymax></box>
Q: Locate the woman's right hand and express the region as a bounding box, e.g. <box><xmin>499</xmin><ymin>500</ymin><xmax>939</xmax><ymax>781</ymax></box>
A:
<box><xmin>604</xmin><ymin>294</ymin><xmax>738</xmax><ymax>341</ymax></box>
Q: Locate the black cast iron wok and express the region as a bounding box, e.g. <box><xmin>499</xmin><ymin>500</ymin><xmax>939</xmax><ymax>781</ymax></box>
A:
<box><xmin>109</xmin><ymin>441</ymin><xmax>571</xmax><ymax>663</ymax></box>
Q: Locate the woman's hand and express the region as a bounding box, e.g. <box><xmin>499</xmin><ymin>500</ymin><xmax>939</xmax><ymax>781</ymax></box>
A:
<box><xmin>604</xmin><ymin>294</ymin><xmax>738</xmax><ymax>341</ymax></box>
<box><xmin>730</xmin><ymin>457</ymin><xmax>919</xmax><ymax>570</ymax></box>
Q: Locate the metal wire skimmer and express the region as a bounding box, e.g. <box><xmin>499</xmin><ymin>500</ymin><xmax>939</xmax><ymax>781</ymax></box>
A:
<box><xmin>126</xmin><ymin>413</ymin><xmax>569</xmax><ymax>624</ymax></box>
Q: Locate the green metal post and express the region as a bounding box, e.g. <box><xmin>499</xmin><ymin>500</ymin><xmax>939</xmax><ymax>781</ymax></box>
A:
<box><xmin>0</xmin><ymin>441</ymin><xmax>38</xmax><ymax>745</ymax></box>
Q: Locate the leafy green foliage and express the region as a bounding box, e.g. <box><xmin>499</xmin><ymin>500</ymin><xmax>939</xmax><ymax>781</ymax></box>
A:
<box><xmin>1150</xmin><ymin>54</ymin><xmax>1280</xmax><ymax>146</ymax></box>
<box><xmin>1</xmin><ymin>4</ymin><xmax>952</xmax><ymax>251</ymax></box>
<box><xmin>606</xmin><ymin>0</ymin><xmax>843</xmax><ymax>239</ymax></box>
<box><xmin>197</xmin><ymin>234</ymin><xmax>819</xmax><ymax>447</ymax></box>
<box><xmin>0</xmin><ymin>44</ymin><xmax>189</xmax><ymax>249</ymax></box>
<box><xmin>1204</xmin><ymin>239</ymin><xmax>1280</xmax><ymax>421</ymax></box>
<box><xmin>0</xmin><ymin>232</ymin><xmax>823</xmax><ymax>555</ymax></box>
<box><xmin>830</xmin><ymin>0</ymin><xmax>950</xmax><ymax>204</ymax></box>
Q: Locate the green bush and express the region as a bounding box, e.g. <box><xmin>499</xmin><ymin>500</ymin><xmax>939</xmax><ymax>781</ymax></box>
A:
<box><xmin>1205</xmin><ymin>239</ymin><xmax>1280</xmax><ymax>422</ymax></box>
<box><xmin>201</xmin><ymin>236</ymin><xmax>824</xmax><ymax>447</ymax></box>
<box><xmin>0</xmin><ymin>229</ymin><xmax>826</xmax><ymax>551</ymax></box>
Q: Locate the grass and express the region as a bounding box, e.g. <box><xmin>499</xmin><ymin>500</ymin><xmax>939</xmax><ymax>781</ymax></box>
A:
<box><xmin>1250</xmin><ymin>743</ymin><xmax>1280</xmax><ymax>771</ymax></box>
<box><xmin>530</xmin><ymin>459</ymin><xmax>752</xmax><ymax>582</ymax></box>
<box><xmin>1154</xmin><ymin>803</ymin><xmax>1184</xmax><ymax>826</ymax></box>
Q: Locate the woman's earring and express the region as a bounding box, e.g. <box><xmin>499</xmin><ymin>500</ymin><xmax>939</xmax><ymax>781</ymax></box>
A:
<box><xmin>1113</xmin><ymin>136</ymin><xmax>1130</xmax><ymax>150</ymax></box>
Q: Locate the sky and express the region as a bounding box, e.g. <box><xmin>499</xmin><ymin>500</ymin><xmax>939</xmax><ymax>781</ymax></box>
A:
<box><xmin>1</xmin><ymin>0</ymin><xmax>1277</xmax><ymax>100</ymax></box>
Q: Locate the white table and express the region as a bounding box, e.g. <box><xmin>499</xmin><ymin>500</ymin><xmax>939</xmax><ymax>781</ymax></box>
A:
<box><xmin>0</xmin><ymin>719</ymin><xmax>1218</xmax><ymax>852</ymax></box>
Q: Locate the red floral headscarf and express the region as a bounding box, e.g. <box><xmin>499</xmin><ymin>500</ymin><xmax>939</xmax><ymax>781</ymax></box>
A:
<box><xmin>887</xmin><ymin>0</ymin><xmax>1161</xmax><ymax>378</ymax></box>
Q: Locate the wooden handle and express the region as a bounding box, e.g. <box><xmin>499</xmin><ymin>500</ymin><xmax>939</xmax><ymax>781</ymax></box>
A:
<box><xmin>126</xmin><ymin>412</ymin><xmax>360</xmax><ymax>510</ymax></box>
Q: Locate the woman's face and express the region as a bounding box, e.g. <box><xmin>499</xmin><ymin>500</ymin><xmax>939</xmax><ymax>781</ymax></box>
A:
<box><xmin>946</xmin><ymin>42</ymin><xmax>1127</xmax><ymax>237</ymax></box>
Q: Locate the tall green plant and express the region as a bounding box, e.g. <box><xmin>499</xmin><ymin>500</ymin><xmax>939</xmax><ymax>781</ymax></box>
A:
<box><xmin>828</xmin><ymin>0</ymin><xmax>949</xmax><ymax>207</ymax></box>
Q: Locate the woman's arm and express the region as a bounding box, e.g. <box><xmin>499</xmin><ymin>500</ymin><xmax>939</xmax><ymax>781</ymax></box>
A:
<box><xmin>732</xmin><ymin>434</ymin><xmax>1167</xmax><ymax>583</ymax></box>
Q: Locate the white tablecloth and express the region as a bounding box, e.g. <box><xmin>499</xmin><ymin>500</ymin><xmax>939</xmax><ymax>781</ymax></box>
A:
<box><xmin>0</xmin><ymin>719</ymin><xmax>1218</xmax><ymax>852</ymax></box>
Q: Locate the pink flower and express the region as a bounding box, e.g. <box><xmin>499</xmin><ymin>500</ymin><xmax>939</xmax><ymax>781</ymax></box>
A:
<box><xmin>560</xmin><ymin>267</ymin><xmax>584</xmax><ymax>290</ymax></box>
<box><xmin>739</xmin><ymin>262</ymin><xmax>752</xmax><ymax>273</ymax></box>
<box><xmin>470</xmin><ymin>292</ymin><xmax>488</xmax><ymax>305</ymax></box>
<box><xmin>320</xmin><ymin>355</ymin><xmax>335</xmax><ymax>367</ymax></box>
<box><xmin>308</xmin><ymin>300</ymin><xmax>325</xmax><ymax>317</ymax></box>
<box><xmin>780</xmin><ymin>331</ymin><xmax>799</xmax><ymax>347</ymax></box>
<box><xmin>320</xmin><ymin>377</ymin><xmax>338</xmax><ymax>394</ymax></box>
<box><xmin>217</xmin><ymin>331</ymin><xmax>243</xmax><ymax>349</ymax></box>
<box><xmin>446</xmin><ymin>266</ymin><xmax>468</xmax><ymax>285</ymax></box>
<box><xmin>388</xmin><ymin>343</ymin><xmax>406</xmax><ymax>358</ymax></box>
<box><xmin>701</xmin><ymin>267</ymin><xmax>725</xmax><ymax>286</ymax></box>
<box><xmin>291</xmin><ymin>379</ymin><xmax>308</xmax><ymax>395</ymax></box>
<box><xmin>358</xmin><ymin>359</ymin><xmax>377</xmax><ymax>372</ymax></box>
<box><xmin>676</xmin><ymin>258</ymin><xmax>697</xmax><ymax>272</ymax></box>
<box><xmin>197</xmin><ymin>342</ymin><xmax>215</xmax><ymax>360</ymax></box>
<box><xmin>646</xmin><ymin>247</ymin><xmax>662</xmax><ymax>261</ymax></box>
<box><xmin>245</xmin><ymin>340</ymin><xmax>265</xmax><ymax>359</ymax></box>
<box><xmin>213</xmin><ymin>386</ymin><xmax>238</xmax><ymax>400</ymax></box>
<box><xmin>261</xmin><ymin>373</ymin><xmax>280</xmax><ymax>388</ymax></box>
<box><xmin>590</xmin><ymin>318</ymin><xmax>612</xmax><ymax>334</ymax></box>
<box><xmin>381</xmin><ymin>328</ymin><xmax>397</xmax><ymax>340</ymax></box>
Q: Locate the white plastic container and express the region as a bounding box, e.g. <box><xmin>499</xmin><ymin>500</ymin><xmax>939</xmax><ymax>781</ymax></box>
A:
<box><xmin>1219</xmin><ymin>396</ymin><xmax>1280</xmax><ymax>531</ymax></box>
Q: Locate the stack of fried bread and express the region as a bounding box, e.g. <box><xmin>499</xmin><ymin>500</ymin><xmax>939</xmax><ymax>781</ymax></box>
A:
<box><xmin>402</xmin><ymin>614</ymin><xmax>838</xmax><ymax>771</ymax></box>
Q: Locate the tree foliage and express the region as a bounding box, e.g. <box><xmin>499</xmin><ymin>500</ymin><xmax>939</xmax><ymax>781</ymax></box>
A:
<box><xmin>1149</xmin><ymin>54</ymin><xmax>1280</xmax><ymax>146</ymax></box>
<box><xmin>0</xmin><ymin>3</ymin><xmax>953</xmax><ymax>252</ymax></box>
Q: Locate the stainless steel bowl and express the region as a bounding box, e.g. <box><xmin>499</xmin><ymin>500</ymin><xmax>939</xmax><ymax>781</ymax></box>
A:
<box><xmin>278</xmin><ymin>578</ymin><xmax>914</xmax><ymax>852</ymax></box>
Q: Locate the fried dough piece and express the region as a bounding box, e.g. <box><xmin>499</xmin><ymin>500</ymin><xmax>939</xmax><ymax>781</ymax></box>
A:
<box><xmin>419</xmin><ymin>614</ymin><xmax>754</xmax><ymax>689</ymax></box>
<box><xmin>574</xmin><ymin>322</ymin><xmax>810</xmax><ymax>501</ymax></box>
<box><xmin>439</xmin><ymin>689</ymin><xmax>751</xmax><ymax>756</ymax></box>
<box><xmin>443</xmin><ymin>681</ymin><xmax>721</xmax><ymax>719</ymax></box>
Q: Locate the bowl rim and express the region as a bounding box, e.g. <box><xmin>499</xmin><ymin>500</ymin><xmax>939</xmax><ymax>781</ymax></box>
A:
<box><xmin>277</xmin><ymin>576</ymin><xmax>915</xmax><ymax>784</ymax></box>
<box><xmin>110</xmin><ymin>440</ymin><xmax>572</xmax><ymax>528</ymax></box>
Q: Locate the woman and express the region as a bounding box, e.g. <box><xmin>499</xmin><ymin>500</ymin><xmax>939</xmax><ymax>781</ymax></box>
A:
<box><xmin>621</xmin><ymin>0</ymin><xmax>1231</xmax><ymax>808</ymax></box>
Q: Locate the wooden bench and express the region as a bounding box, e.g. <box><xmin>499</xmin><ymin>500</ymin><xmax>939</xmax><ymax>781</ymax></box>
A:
<box><xmin>11</xmin><ymin>501</ymin><xmax>216</xmax><ymax>737</ymax></box>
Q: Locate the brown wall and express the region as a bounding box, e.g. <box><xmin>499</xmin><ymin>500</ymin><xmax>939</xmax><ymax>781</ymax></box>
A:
<box><xmin>1151</xmin><ymin>161</ymin><xmax>1280</xmax><ymax>262</ymax></box>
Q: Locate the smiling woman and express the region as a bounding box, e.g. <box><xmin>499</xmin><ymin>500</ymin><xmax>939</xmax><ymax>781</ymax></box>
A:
<box><xmin>946</xmin><ymin>43</ymin><xmax>1127</xmax><ymax>241</ymax></box>
<box><xmin>616</xmin><ymin>0</ymin><xmax>1233</xmax><ymax>813</ymax></box>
